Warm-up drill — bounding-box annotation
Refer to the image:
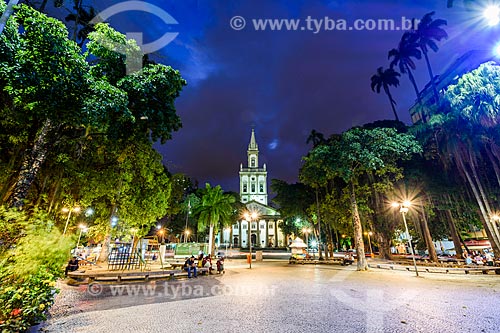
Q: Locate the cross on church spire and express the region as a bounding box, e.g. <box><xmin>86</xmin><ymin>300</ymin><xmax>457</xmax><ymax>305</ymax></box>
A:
<box><xmin>248</xmin><ymin>128</ymin><xmax>258</xmax><ymax>151</ymax></box>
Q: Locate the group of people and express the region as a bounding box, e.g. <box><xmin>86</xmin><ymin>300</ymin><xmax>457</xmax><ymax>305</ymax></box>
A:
<box><xmin>463</xmin><ymin>250</ymin><xmax>495</xmax><ymax>266</ymax></box>
<box><xmin>183</xmin><ymin>252</ymin><xmax>225</xmax><ymax>278</ymax></box>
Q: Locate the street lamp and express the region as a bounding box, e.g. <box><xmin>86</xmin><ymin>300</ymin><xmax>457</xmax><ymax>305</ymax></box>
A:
<box><xmin>243</xmin><ymin>210</ymin><xmax>259</xmax><ymax>269</ymax></box>
<box><xmin>364</xmin><ymin>231</ymin><xmax>373</xmax><ymax>257</ymax></box>
<box><xmin>302</xmin><ymin>227</ymin><xmax>311</xmax><ymax>255</ymax></box>
<box><xmin>158</xmin><ymin>229</ymin><xmax>165</xmax><ymax>243</ymax></box>
<box><xmin>62</xmin><ymin>206</ymin><xmax>81</xmax><ymax>236</ymax></box>
<box><xmin>484</xmin><ymin>5</ymin><xmax>500</xmax><ymax>26</ymax></box>
<box><xmin>76</xmin><ymin>224</ymin><xmax>87</xmax><ymax>249</ymax></box>
<box><xmin>184</xmin><ymin>229</ymin><xmax>190</xmax><ymax>243</ymax></box>
<box><xmin>392</xmin><ymin>201</ymin><xmax>419</xmax><ymax>277</ymax></box>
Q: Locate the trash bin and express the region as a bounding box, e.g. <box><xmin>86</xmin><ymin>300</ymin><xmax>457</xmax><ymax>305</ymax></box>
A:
<box><xmin>246</xmin><ymin>253</ymin><xmax>252</xmax><ymax>263</ymax></box>
<box><xmin>256</xmin><ymin>250</ymin><xmax>263</xmax><ymax>262</ymax></box>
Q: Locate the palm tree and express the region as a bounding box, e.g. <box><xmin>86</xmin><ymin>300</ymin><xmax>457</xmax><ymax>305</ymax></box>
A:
<box><xmin>415</xmin><ymin>11</ymin><xmax>448</xmax><ymax>104</ymax></box>
<box><xmin>306</xmin><ymin>129</ymin><xmax>326</xmax><ymax>148</ymax></box>
<box><xmin>194</xmin><ymin>183</ymin><xmax>236</xmax><ymax>256</ymax></box>
<box><xmin>370</xmin><ymin>67</ymin><xmax>401</xmax><ymax>121</ymax></box>
<box><xmin>65</xmin><ymin>0</ymin><xmax>97</xmax><ymax>47</ymax></box>
<box><xmin>388</xmin><ymin>32</ymin><xmax>422</xmax><ymax>105</ymax></box>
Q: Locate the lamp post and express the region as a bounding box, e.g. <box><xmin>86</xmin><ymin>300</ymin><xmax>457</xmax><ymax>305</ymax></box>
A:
<box><xmin>364</xmin><ymin>231</ymin><xmax>373</xmax><ymax>256</ymax></box>
<box><xmin>184</xmin><ymin>229</ymin><xmax>190</xmax><ymax>243</ymax></box>
<box><xmin>392</xmin><ymin>201</ymin><xmax>419</xmax><ymax>277</ymax></box>
<box><xmin>76</xmin><ymin>224</ymin><xmax>87</xmax><ymax>249</ymax></box>
<box><xmin>244</xmin><ymin>211</ymin><xmax>259</xmax><ymax>269</ymax></box>
<box><xmin>62</xmin><ymin>206</ymin><xmax>81</xmax><ymax>236</ymax></box>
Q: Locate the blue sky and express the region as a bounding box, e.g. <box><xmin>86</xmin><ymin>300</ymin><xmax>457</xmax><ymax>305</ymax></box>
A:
<box><xmin>55</xmin><ymin>0</ymin><xmax>499</xmax><ymax>192</ymax></box>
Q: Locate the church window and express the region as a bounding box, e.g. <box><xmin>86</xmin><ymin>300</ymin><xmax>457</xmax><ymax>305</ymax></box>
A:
<box><xmin>259</xmin><ymin>183</ymin><xmax>264</xmax><ymax>192</ymax></box>
<box><xmin>269</xmin><ymin>223</ymin><xmax>274</xmax><ymax>229</ymax></box>
<box><xmin>260</xmin><ymin>223</ymin><xmax>265</xmax><ymax>230</ymax></box>
<box><xmin>243</xmin><ymin>183</ymin><xmax>247</xmax><ymax>192</ymax></box>
<box><xmin>251</xmin><ymin>184</ymin><xmax>255</xmax><ymax>192</ymax></box>
<box><xmin>251</xmin><ymin>222</ymin><xmax>257</xmax><ymax>230</ymax></box>
<box><xmin>251</xmin><ymin>157</ymin><xmax>256</xmax><ymax>167</ymax></box>
<box><xmin>242</xmin><ymin>224</ymin><xmax>247</xmax><ymax>230</ymax></box>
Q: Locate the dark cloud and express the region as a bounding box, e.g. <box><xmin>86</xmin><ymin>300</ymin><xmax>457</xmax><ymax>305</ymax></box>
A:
<box><xmin>87</xmin><ymin>0</ymin><xmax>494</xmax><ymax>191</ymax></box>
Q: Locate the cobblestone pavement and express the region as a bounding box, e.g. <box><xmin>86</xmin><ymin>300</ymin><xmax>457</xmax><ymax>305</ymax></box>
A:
<box><xmin>39</xmin><ymin>260</ymin><xmax>500</xmax><ymax>333</ymax></box>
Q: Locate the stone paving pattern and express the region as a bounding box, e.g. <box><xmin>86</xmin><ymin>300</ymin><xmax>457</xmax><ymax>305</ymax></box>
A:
<box><xmin>40</xmin><ymin>260</ymin><xmax>500</xmax><ymax>333</ymax></box>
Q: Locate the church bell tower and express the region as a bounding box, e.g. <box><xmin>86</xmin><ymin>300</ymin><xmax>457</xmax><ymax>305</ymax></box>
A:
<box><xmin>239</xmin><ymin>129</ymin><xmax>268</xmax><ymax>205</ymax></box>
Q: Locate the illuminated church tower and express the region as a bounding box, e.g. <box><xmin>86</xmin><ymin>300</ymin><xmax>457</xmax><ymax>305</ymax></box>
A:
<box><xmin>239</xmin><ymin>129</ymin><xmax>268</xmax><ymax>205</ymax></box>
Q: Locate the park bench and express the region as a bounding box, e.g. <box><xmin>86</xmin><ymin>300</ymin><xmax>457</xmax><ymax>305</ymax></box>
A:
<box><xmin>67</xmin><ymin>267</ymin><xmax>210</xmax><ymax>283</ymax></box>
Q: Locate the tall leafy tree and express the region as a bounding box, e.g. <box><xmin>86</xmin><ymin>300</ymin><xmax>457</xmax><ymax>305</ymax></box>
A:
<box><xmin>1</xmin><ymin>9</ymin><xmax>185</xmax><ymax>208</ymax></box>
<box><xmin>304</xmin><ymin>128</ymin><xmax>422</xmax><ymax>270</ymax></box>
<box><xmin>370</xmin><ymin>66</ymin><xmax>401</xmax><ymax>121</ymax></box>
<box><xmin>193</xmin><ymin>183</ymin><xmax>235</xmax><ymax>256</ymax></box>
<box><xmin>415</xmin><ymin>11</ymin><xmax>447</xmax><ymax>104</ymax></box>
<box><xmin>3</xmin><ymin>5</ymin><xmax>102</xmax><ymax>207</ymax></box>
<box><xmin>436</xmin><ymin>62</ymin><xmax>500</xmax><ymax>255</ymax></box>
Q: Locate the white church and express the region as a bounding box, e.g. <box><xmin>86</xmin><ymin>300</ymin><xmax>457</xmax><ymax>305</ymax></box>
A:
<box><xmin>219</xmin><ymin>129</ymin><xmax>285</xmax><ymax>248</ymax></box>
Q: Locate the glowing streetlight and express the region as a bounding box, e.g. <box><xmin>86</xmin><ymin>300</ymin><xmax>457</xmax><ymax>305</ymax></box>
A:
<box><xmin>157</xmin><ymin>228</ymin><xmax>165</xmax><ymax>243</ymax></box>
<box><xmin>392</xmin><ymin>201</ymin><xmax>419</xmax><ymax>277</ymax></box>
<box><xmin>76</xmin><ymin>224</ymin><xmax>87</xmax><ymax>249</ymax></box>
<box><xmin>243</xmin><ymin>210</ymin><xmax>259</xmax><ymax>269</ymax></box>
<box><xmin>62</xmin><ymin>206</ymin><xmax>81</xmax><ymax>236</ymax></box>
<box><xmin>484</xmin><ymin>5</ymin><xmax>500</xmax><ymax>26</ymax></box>
<box><xmin>184</xmin><ymin>229</ymin><xmax>190</xmax><ymax>243</ymax></box>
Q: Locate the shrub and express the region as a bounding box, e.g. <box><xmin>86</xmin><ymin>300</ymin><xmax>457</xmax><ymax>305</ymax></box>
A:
<box><xmin>0</xmin><ymin>206</ymin><xmax>72</xmax><ymax>332</ymax></box>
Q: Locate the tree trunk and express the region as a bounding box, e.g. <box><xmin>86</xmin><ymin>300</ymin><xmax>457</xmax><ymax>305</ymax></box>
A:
<box><xmin>315</xmin><ymin>188</ymin><xmax>324</xmax><ymax>260</ymax></box>
<box><xmin>444</xmin><ymin>209</ymin><xmax>463</xmax><ymax>258</ymax></box>
<box><xmin>485</xmin><ymin>146</ymin><xmax>500</xmax><ymax>187</ymax></box>
<box><xmin>423</xmin><ymin>51</ymin><xmax>439</xmax><ymax>104</ymax></box>
<box><xmin>98</xmin><ymin>234</ymin><xmax>111</xmax><ymax>263</ymax></box>
<box><xmin>0</xmin><ymin>0</ymin><xmax>19</xmax><ymax>36</ymax></box>
<box><xmin>377</xmin><ymin>232</ymin><xmax>392</xmax><ymax>260</ymax></box>
<box><xmin>455</xmin><ymin>151</ymin><xmax>500</xmax><ymax>256</ymax></box>
<box><xmin>466</xmin><ymin>150</ymin><xmax>500</xmax><ymax>249</ymax></box>
<box><xmin>327</xmin><ymin>223</ymin><xmax>334</xmax><ymax>258</ymax></box>
<box><xmin>384</xmin><ymin>85</ymin><xmax>399</xmax><ymax>121</ymax></box>
<box><xmin>420</xmin><ymin>207</ymin><xmax>438</xmax><ymax>262</ymax></box>
<box><xmin>9</xmin><ymin>119</ymin><xmax>53</xmax><ymax>208</ymax></box>
<box><xmin>350</xmin><ymin>183</ymin><xmax>367</xmax><ymax>270</ymax></box>
<box><xmin>208</xmin><ymin>223</ymin><xmax>214</xmax><ymax>257</ymax></box>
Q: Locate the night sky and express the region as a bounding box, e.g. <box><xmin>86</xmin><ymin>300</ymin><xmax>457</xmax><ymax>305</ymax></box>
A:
<box><xmin>68</xmin><ymin>1</ymin><xmax>498</xmax><ymax>192</ymax></box>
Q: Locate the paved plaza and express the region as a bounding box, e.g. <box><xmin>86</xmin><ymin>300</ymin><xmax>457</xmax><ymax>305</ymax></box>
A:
<box><xmin>41</xmin><ymin>260</ymin><xmax>499</xmax><ymax>333</ymax></box>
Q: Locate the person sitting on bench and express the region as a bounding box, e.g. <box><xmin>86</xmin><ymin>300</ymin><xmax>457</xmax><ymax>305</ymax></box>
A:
<box><xmin>65</xmin><ymin>256</ymin><xmax>79</xmax><ymax>276</ymax></box>
<box><xmin>184</xmin><ymin>256</ymin><xmax>197</xmax><ymax>278</ymax></box>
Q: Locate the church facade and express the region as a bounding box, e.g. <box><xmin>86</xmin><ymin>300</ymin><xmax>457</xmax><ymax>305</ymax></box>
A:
<box><xmin>220</xmin><ymin>129</ymin><xmax>285</xmax><ymax>248</ymax></box>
